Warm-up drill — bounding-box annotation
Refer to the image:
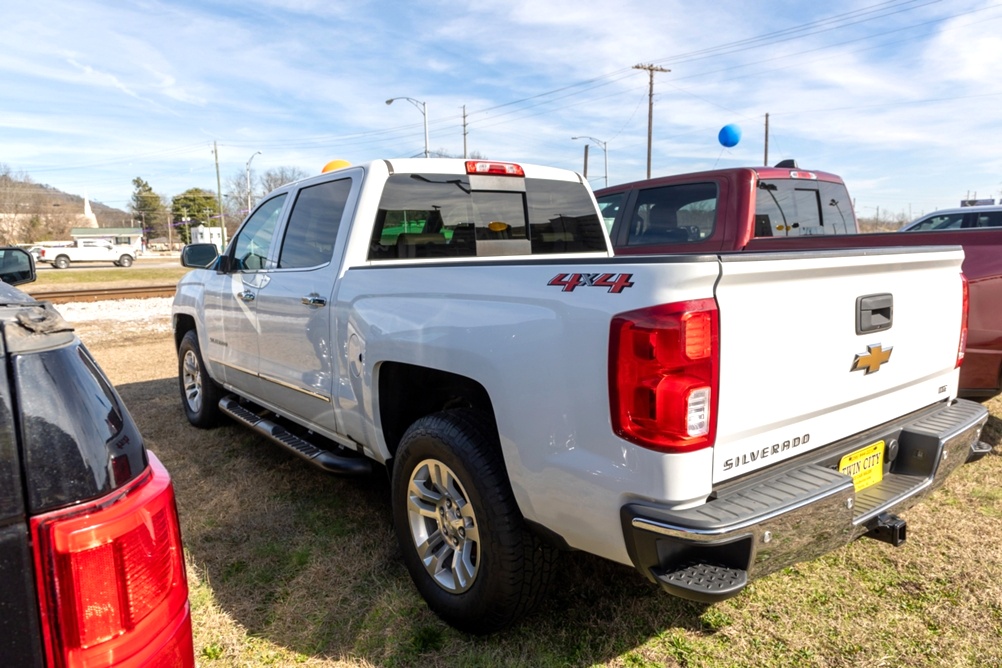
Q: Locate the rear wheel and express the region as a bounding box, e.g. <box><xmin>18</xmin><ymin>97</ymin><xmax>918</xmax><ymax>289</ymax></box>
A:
<box><xmin>118</xmin><ymin>255</ymin><xmax>133</xmax><ymax>267</ymax></box>
<box><xmin>392</xmin><ymin>409</ymin><xmax>556</xmax><ymax>634</ymax></box>
<box><xmin>54</xmin><ymin>255</ymin><xmax>70</xmax><ymax>269</ymax></box>
<box><xmin>178</xmin><ymin>329</ymin><xmax>223</xmax><ymax>428</ymax></box>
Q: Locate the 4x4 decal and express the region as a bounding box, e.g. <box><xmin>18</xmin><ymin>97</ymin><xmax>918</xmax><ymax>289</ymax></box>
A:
<box><xmin>548</xmin><ymin>272</ymin><xmax>634</xmax><ymax>293</ymax></box>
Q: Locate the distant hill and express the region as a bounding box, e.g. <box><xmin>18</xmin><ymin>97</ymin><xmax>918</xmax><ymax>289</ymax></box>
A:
<box><xmin>0</xmin><ymin>174</ymin><xmax>134</xmax><ymax>243</ymax></box>
<box><xmin>16</xmin><ymin>181</ymin><xmax>132</xmax><ymax>227</ymax></box>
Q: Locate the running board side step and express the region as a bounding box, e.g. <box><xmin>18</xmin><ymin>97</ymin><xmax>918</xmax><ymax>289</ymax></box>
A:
<box><xmin>219</xmin><ymin>396</ymin><xmax>372</xmax><ymax>476</ymax></box>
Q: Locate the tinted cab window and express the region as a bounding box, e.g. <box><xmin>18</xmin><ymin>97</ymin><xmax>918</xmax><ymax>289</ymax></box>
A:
<box><xmin>278</xmin><ymin>179</ymin><xmax>352</xmax><ymax>269</ymax></box>
<box><xmin>754</xmin><ymin>179</ymin><xmax>854</xmax><ymax>237</ymax></box>
<box><xmin>368</xmin><ymin>174</ymin><xmax>605</xmax><ymax>260</ymax></box>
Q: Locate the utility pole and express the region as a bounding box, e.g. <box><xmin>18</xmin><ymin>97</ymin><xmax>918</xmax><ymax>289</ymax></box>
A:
<box><xmin>633</xmin><ymin>63</ymin><xmax>670</xmax><ymax>179</ymax></box>
<box><xmin>764</xmin><ymin>113</ymin><xmax>770</xmax><ymax>166</ymax></box>
<box><xmin>212</xmin><ymin>141</ymin><xmax>227</xmax><ymax>248</ymax></box>
<box><xmin>582</xmin><ymin>144</ymin><xmax>589</xmax><ymax>179</ymax></box>
<box><xmin>462</xmin><ymin>105</ymin><xmax>468</xmax><ymax>159</ymax></box>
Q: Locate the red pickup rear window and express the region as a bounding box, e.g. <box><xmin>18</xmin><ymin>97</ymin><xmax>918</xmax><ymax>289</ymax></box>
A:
<box><xmin>754</xmin><ymin>179</ymin><xmax>855</xmax><ymax>237</ymax></box>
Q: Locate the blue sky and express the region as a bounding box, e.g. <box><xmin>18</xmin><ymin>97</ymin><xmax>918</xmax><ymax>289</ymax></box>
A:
<box><xmin>4</xmin><ymin>0</ymin><xmax>1002</xmax><ymax>222</ymax></box>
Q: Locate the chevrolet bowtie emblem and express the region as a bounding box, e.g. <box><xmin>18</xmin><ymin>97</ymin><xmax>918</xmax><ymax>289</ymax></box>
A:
<box><xmin>851</xmin><ymin>344</ymin><xmax>892</xmax><ymax>375</ymax></box>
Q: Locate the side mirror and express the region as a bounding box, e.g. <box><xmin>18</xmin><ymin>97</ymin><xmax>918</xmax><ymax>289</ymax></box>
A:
<box><xmin>180</xmin><ymin>243</ymin><xmax>220</xmax><ymax>269</ymax></box>
<box><xmin>0</xmin><ymin>248</ymin><xmax>36</xmax><ymax>286</ymax></box>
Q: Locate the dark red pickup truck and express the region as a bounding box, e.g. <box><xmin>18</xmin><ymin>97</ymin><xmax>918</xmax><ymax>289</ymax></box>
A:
<box><xmin>596</xmin><ymin>166</ymin><xmax>1002</xmax><ymax>398</ymax></box>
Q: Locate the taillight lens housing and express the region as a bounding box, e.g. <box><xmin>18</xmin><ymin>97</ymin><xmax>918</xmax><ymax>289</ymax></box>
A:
<box><xmin>957</xmin><ymin>272</ymin><xmax>969</xmax><ymax>368</ymax></box>
<box><xmin>610</xmin><ymin>299</ymin><xmax>720</xmax><ymax>454</ymax></box>
<box><xmin>31</xmin><ymin>452</ymin><xmax>193</xmax><ymax>668</ymax></box>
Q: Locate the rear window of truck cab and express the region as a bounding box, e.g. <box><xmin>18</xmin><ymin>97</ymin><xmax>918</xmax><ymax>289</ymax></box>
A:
<box><xmin>367</xmin><ymin>173</ymin><xmax>606</xmax><ymax>260</ymax></box>
<box><xmin>754</xmin><ymin>179</ymin><xmax>854</xmax><ymax>237</ymax></box>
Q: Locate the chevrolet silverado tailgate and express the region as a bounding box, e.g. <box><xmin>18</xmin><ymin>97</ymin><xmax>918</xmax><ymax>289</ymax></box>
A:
<box><xmin>712</xmin><ymin>246</ymin><xmax>966</xmax><ymax>483</ymax></box>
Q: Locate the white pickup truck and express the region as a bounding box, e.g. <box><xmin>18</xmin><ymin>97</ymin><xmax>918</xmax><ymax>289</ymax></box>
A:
<box><xmin>172</xmin><ymin>158</ymin><xmax>989</xmax><ymax>634</ymax></box>
<box><xmin>38</xmin><ymin>239</ymin><xmax>135</xmax><ymax>268</ymax></box>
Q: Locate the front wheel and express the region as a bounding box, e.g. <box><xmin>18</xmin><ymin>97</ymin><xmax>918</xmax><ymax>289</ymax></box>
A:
<box><xmin>178</xmin><ymin>329</ymin><xmax>224</xmax><ymax>428</ymax></box>
<box><xmin>392</xmin><ymin>409</ymin><xmax>556</xmax><ymax>634</ymax></box>
<box><xmin>118</xmin><ymin>254</ymin><xmax>133</xmax><ymax>267</ymax></box>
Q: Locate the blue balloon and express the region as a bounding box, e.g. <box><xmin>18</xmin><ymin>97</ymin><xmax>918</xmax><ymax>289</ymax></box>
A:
<box><xmin>718</xmin><ymin>124</ymin><xmax>741</xmax><ymax>148</ymax></box>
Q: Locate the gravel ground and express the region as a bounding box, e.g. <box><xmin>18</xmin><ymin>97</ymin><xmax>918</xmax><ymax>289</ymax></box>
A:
<box><xmin>55</xmin><ymin>297</ymin><xmax>173</xmax><ymax>344</ymax></box>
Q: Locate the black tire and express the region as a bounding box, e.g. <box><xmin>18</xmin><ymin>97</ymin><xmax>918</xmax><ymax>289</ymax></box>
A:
<box><xmin>178</xmin><ymin>329</ymin><xmax>224</xmax><ymax>428</ymax></box>
<box><xmin>391</xmin><ymin>409</ymin><xmax>557</xmax><ymax>634</ymax></box>
<box><xmin>118</xmin><ymin>255</ymin><xmax>133</xmax><ymax>267</ymax></box>
<box><xmin>54</xmin><ymin>255</ymin><xmax>70</xmax><ymax>269</ymax></box>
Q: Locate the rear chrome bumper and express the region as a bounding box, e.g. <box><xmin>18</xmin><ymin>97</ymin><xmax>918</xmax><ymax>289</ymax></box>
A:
<box><xmin>621</xmin><ymin>398</ymin><xmax>989</xmax><ymax>603</ymax></box>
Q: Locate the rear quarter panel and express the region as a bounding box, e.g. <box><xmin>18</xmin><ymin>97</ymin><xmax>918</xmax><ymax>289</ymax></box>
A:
<box><xmin>334</xmin><ymin>257</ymin><xmax>721</xmax><ymax>565</ymax></box>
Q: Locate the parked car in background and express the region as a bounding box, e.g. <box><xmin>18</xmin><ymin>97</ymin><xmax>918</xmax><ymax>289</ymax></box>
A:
<box><xmin>595</xmin><ymin>164</ymin><xmax>860</xmax><ymax>253</ymax></box>
<box><xmin>37</xmin><ymin>239</ymin><xmax>136</xmax><ymax>268</ymax></box>
<box><xmin>899</xmin><ymin>206</ymin><xmax>1002</xmax><ymax>232</ymax></box>
<box><xmin>0</xmin><ymin>247</ymin><xmax>194</xmax><ymax>667</ymax></box>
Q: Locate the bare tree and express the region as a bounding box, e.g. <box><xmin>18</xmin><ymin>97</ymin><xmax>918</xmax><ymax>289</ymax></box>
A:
<box><xmin>0</xmin><ymin>165</ymin><xmax>51</xmax><ymax>243</ymax></box>
<box><xmin>260</xmin><ymin>167</ymin><xmax>308</xmax><ymax>195</ymax></box>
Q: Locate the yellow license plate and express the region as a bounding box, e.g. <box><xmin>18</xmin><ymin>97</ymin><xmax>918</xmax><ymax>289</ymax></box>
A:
<box><xmin>839</xmin><ymin>441</ymin><xmax>885</xmax><ymax>492</ymax></box>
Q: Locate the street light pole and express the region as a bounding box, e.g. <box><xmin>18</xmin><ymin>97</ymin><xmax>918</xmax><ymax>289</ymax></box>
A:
<box><xmin>386</xmin><ymin>97</ymin><xmax>429</xmax><ymax>158</ymax></box>
<box><xmin>572</xmin><ymin>136</ymin><xmax>609</xmax><ymax>187</ymax></box>
<box><xmin>246</xmin><ymin>151</ymin><xmax>262</xmax><ymax>215</ymax></box>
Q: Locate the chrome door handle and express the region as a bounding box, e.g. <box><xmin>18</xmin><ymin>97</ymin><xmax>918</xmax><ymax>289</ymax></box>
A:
<box><xmin>239</xmin><ymin>291</ymin><xmax>255</xmax><ymax>302</ymax></box>
<box><xmin>302</xmin><ymin>294</ymin><xmax>327</xmax><ymax>307</ymax></box>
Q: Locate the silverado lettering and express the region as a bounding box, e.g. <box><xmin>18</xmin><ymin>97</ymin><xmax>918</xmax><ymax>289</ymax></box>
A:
<box><xmin>722</xmin><ymin>434</ymin><xmax>811</xmax><ymax>471</ymax></box>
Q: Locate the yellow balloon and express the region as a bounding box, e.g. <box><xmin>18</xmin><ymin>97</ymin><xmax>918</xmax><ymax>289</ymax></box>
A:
<box><xmin>321</xmin><ymin>159</ymin><xmax>351</xmax><ymax>173</ymax></box>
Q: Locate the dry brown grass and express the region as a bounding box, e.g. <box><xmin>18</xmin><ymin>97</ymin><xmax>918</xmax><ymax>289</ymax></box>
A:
<box><xmin>81</xmin><ymin>322</ymin><xmax>1002</xmax><ymax>668</ymax></box>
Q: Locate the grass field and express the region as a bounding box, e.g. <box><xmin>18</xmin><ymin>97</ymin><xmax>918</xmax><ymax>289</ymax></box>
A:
<box><xmin>80</xmin><ymin>325</ymin><xmax>1002</xmax><ymax>668</ymax></box>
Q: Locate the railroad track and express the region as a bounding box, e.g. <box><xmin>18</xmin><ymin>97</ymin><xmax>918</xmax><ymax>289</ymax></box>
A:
<box><xmin>27</xmin><ymin>284</ymin><xmax>177</xmax><ymax>304</ymax></box>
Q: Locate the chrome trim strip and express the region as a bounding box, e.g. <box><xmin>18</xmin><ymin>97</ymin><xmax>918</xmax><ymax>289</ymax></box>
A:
<box><xmin>259</xmin><ymin>372</ymin><xmax>331</xmax><ymax>403</ymax></box>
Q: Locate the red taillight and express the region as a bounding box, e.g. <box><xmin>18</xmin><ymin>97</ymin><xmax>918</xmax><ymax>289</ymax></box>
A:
<box><xmin>465</xmin><ymin>160</ymin><xmax>524</xmax><ymax>176</ymax></box>
<box><xmin>610</xmin><ymin>299</ymin><xmax>720</xmax><ymax>454</ymax></box>
<box><xmin>31</xmin><ymin>452</ymin><xmax>194</xmax><ymax>668</ymax></box>
<box><xmin>957</xmin><ymin>272</ymin><xmax>969</xmax><ymax>368</ymax></box>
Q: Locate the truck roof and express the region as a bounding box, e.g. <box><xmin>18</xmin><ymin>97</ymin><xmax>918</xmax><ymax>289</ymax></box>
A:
<box><xmin>298</xmin><ymin>158</ymin><xmax>590</xmax><ymax>188</ymax></box>
<box><xmin>596</xmin><ymin>165</ymin><xmax>846</xmax><ymax>195</ymax></box>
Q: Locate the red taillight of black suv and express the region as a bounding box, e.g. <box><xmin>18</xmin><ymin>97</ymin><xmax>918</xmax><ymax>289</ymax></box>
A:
<box><xmin>30</xmin><ymin>452</ymin><xmax>193</xmax><ymax>668</ymax></box>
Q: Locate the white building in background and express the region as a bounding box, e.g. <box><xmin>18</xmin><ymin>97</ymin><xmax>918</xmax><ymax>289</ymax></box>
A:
<box><xmin>190</xmin><ymin>224</ymin><xmax>223</xmax><ymax>252</ymax></box>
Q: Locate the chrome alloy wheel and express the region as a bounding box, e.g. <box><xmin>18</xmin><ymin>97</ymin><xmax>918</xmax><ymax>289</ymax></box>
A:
<box><xmin>181</xmin><ymin>349</ymin><xmax>204</xmax><ymax>414</ymax></box>
<box><xmin>405</xmin><ymin>458</ymin><xmax>481</xmax><ymax>593</ymax></box>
